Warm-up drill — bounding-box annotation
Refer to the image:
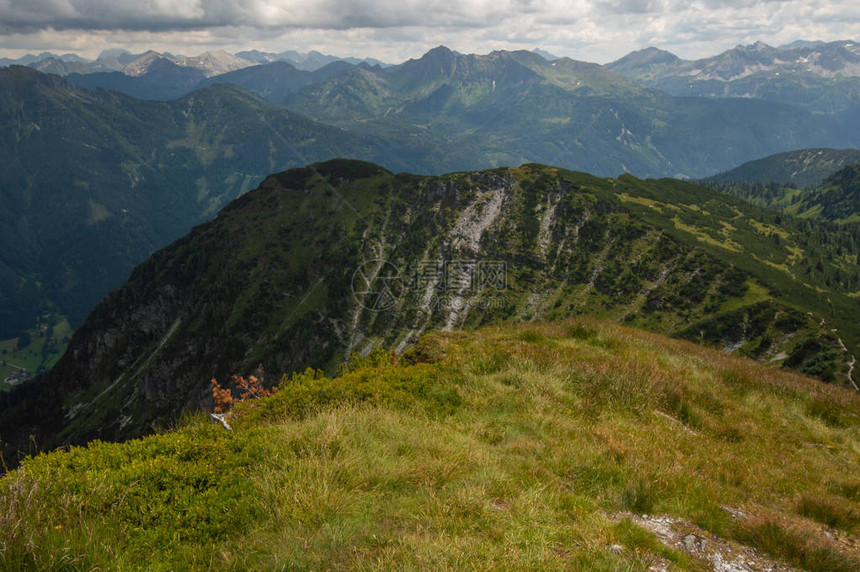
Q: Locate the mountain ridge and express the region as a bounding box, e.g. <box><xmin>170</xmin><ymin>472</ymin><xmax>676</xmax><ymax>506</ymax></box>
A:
<box><xmin>2</xmin><ymin>159</ymin><xmax>857</xmax><ymax>459</ymax></box>
<box><xmin>1</xmin><ymin>47</ymin><xmax>389</xmax><ymax>77</ymax></box>
<box><xmin>708</xmin><ymin>148</ymin><xmax>860</xmax><ymax>188</ymax></box>
<box><xmin>282</xmin><ymin>47</ymin><xmax>858</xmax><ymax>178</ymax></box>
<box><xmin>788</xmin><ymin>163</ymin><xmax>860</xmax><ymax>223</ymax></box>
<box><xmin>607</xmin><ymin>40</ymin><xmax>860</xmax><ymax>113</ymax></box>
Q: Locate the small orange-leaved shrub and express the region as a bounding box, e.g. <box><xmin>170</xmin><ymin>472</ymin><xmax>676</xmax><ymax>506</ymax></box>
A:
<box><xmin>211</xmin><ymin>368</ymin><xmax>275</xmax><ymax>413</ymax></box>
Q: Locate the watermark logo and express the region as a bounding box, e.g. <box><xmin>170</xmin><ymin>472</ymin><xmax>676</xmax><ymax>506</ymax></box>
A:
<box><xmin>411</xmin><ymin>293</ymin><xmax>507</xmax><ymax>311</ymax></box>
<box><xmin>408</xmin><ymin>260</ymin><xmax>507</xmax><ymax>292</ymax></box>
<box><xmin>352</xmin><ymin>259</ymin><xmax>508</xmax><ymax>312</ymax></box>
<box><xmin>351</xmin><ymin>260</ymin><xmax>404</xmax><ymax>311</ymax></box>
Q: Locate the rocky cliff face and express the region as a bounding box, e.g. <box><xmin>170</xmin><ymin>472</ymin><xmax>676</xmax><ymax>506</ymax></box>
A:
<box><xmin>2</xmin><ymin>160</ymin><xmax>856</xmax><ymax>455</ymax></box>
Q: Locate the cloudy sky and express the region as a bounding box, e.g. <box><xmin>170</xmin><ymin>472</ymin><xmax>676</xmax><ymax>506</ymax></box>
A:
<box><xmin>0</xmin><ymin>0</ymin><xmax>858</xmax><ymax>63</ymax></box>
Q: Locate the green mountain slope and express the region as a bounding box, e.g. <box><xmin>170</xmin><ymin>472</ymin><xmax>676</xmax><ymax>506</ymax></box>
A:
<box><xmin>283</xmin><ymin>47</ymin><xmax>858</xmax><ymax>178</ymax></box>
<box><xmin>708</xmin><ymin>148</ymin><xmax>860</xmax><ymax>188</ymax></box>
<box><xmin>707</xmin><ymin>162</ymin><xmax>860</xmax><ymax>224</ymax></box>
<box><xmin>785</xmin><ymin>164</ymin><xmax>860</xmax><ymax>223</ymax></box>
<box><xmin>0</xmin><ymin>66</ymin><xmax>404</xmax><ymax>340</ymax></box>
<box><xmin>2</xmin><ymin>160</ymin><xmax>857</xmax><ymax>457</ymax></box>
<box><xmin>2</xmin><ymin>320</ymin><xmax>859</xmax><ymax>570</ymax></box>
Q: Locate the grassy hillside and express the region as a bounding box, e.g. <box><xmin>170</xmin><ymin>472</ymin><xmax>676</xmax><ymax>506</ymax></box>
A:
<box><xmin>2</xmin><ymin>319</ymin><xmax>859</xmax><ymax>570</ymax></box>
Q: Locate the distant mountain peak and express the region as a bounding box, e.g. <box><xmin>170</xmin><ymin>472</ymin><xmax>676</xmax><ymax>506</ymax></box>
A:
<box><xmin>402</xmin><ymin>46</ymin><xmax>458</xmax><ymax>74</ymax></box>
<box><xmin>740</xmin><ymin>40</ymin><xmax>774</xmax><ymax>51</ymax></box>
<box><xmin>631</xmin><ymin>46</ymin><xmax>679</xmax><ymax>62</ymax></box>
<box><xmin>121</xmin><ymin>50</ymin><xmax>168</xmax><ymax>76</ymax></box>
<box><xmin>533</xmin><ymin>48</ymin><xmax>559</xmax><ymax>61</ymax></box>
<box><xmin>96</xmin><ymin>48</ymin><xmax>132</xmax><ymax>60</ymax></box>
<box><xmin>422</xmin><ymin>45</ymin><xmax>456</xmax><ymax>59</ymax></box>
<box><xmin>605</xmin><ymin>46</ymin><xmax>681</xmax><ymax>77</ymax></box>
<box><xmin>177</xmin><ymin>50</ymin><xmax>255</xmax><ymax>77</ymax></box>
<box><xmin>608</xmin><ymin>39</ymin><xmax>860</xmax><ymax>110</ymax></box>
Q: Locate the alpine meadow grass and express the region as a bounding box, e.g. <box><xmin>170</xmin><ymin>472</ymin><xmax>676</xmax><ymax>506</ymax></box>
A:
<box><xmin>2</xmin><ymin>318</ymin><xmax>859</xmax><ymax>570</ymax></box>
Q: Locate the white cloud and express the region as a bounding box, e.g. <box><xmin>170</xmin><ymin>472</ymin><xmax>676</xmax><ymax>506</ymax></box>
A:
<box><xmin>0</xmin><ymin>0</ymin><xmax>856</xmax><ymax>63</ymax></box>
<box><xmin>0</xmin><ymin>0</ymin><xmax>524</xmax><ymax>30</ymax></box>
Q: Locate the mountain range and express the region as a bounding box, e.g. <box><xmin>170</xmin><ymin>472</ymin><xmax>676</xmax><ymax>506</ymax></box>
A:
<box><xmin>235</xmin><ymin>48</ymin><xmax>388</xmax><ymax>70</ymax></box>
<box><xmin>607</xmin><ymin>40</ymin><xmax>860</xmax><ymax>114</ymax></box>
<box><xmin>279</xmin><ymin>46</ymin><xmax>858</xmax><ymax>178</ymax></box>
<box><xmin>6</xmin><ymin>44</ymin><xmax>858</xmax><ymax>178</ymax></box>
<box><xmin>2</xmin><ymin>43</ymin><xmax>860</xmax><ymax>374</ymax></box>
<box><xmin>8</xmin><ymin>40</ymin><xmax>860</xmax><ymax>114</ymax></box>
<box><xmin>0</xmin><ymin>49</ymin><xmax>386</xmax><ymax>101</ymax></box>
<box><xmin>0</xmin><ymin>48</ymin><xmax>387</xmax><ymax>77</ymax></box>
